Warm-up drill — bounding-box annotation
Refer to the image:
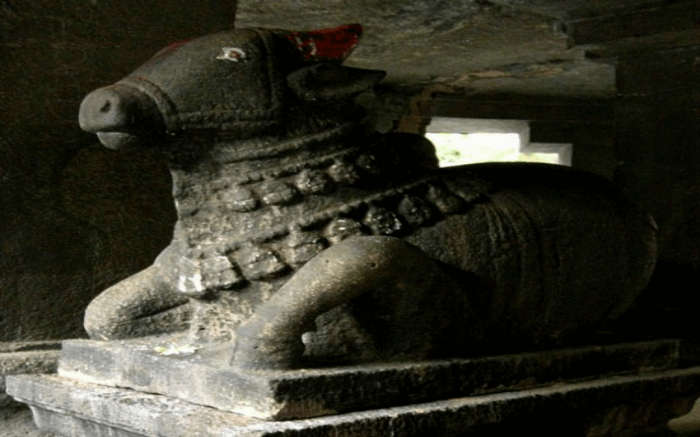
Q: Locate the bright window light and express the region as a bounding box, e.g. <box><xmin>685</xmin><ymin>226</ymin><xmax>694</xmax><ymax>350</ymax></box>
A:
<box><xmin>425</xmin><ymin>117</ymin><xmax>571</xmax><ymax>167</ymax></box>
<box><xmin>426</xmin><ymin>132</ymin><xmax>565</xmax><ymax>168</ymax></box>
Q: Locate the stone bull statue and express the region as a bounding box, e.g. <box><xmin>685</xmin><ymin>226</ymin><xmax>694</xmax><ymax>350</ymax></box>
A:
<box><xmin>78</xmin><ymin>25</ymin><xmax>657</xmax><ymax>370</ymax></box>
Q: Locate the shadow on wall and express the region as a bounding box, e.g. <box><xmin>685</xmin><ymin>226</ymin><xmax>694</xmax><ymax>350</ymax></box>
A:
<box><xmin>616</xmin><ymin>261</ymin><xmax>700</xmax><ymax>342</ymax></box>
<box><xmin>0</xmin><ymin>1</ymin><xmax>235</xmax><ymax>341</ymax></box>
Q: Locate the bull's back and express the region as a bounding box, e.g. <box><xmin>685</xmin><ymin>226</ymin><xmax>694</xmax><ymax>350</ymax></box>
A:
<box><xmin>407</xmin><ymin>163</ymin><xmax>657</xmax><ymax>345</ymax></box>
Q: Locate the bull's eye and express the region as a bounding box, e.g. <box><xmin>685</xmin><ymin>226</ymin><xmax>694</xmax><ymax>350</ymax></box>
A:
<box><xmin>216</xmin><ymin>47</ymin><xmax>246</xmax><ymax>62</ymax></box>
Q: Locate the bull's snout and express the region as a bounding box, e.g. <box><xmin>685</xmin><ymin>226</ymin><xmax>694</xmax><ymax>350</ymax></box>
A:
<box><xmin>80</xmin><ymin>86</ymin><xmax>130</xmax><ymax>133</ymax></box>
<box><xmin>79</xmin><ymin>84</ymin><xmax>163</xmax><ymax>150</ymax></box>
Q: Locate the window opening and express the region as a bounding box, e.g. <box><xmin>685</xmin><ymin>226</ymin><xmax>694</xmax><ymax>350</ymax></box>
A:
<box><xmin>425</xmin><ymin>117</ymin><xmax>571</xmax><ymax>168</ymax></box>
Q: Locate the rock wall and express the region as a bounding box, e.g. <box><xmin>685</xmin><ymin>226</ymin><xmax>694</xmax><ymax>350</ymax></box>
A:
<box><xmin>612</xmin><ymin>46</ymin><xmax>700</xmax><ymax>337</ymax></box>
<box><xmin>0</xmin><ymin>1</ymin><xmax>235</xmax><ymax>341</ymax></box>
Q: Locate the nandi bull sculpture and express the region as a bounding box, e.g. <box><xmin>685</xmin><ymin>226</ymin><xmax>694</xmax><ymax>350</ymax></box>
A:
<box><xmin>78</xmin><ymin>24</ymin><xmax>657</xmax><ymax>370</ymax></box>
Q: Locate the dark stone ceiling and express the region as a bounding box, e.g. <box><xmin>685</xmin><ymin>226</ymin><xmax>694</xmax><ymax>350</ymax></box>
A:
<box><xmin>236</xmin><ymin>0</ymin><xmax>697</xmax><ymax>98</ymax></box>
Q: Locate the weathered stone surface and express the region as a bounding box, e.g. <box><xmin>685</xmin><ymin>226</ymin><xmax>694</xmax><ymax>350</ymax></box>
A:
<box><xmin>9</xmin><ymin>366</ymin><xmax>700</xmax><ymax>436</ymax></box>
<box><xmin>76</xmin><ymin>27</ymin><xmax>657</xmax><ymax>372</ymax></box>
<box><xmin>235</xmin><ymin>0</ymin><xmax>696</xmax><ymax>98</ymax></box>
<box><xmin>0</xmin><ymin>341</ymin><xmax>60</xmax><ymax>354</ymax></box>
<box><xmin>1</xmin><ymin>350</ymin><xmax>59</xmax><ymax>379</ymax></box>
<box><xmin>57</xmin><ymin>338</ymin><xmax>684</xmax><ymax>420</ymax></box>
<box><xmin>1</xmin><ymin>342</ymin><xmax>60</xmax><ymax>404</ymax></box>
<box><xmin>1</xmin><ymin>343</ymin><xmax>60</xmax><ymax>436</ymax></box>
<box><xmin>564</xmin><ymin>1</ymin><xmax>697</xmax><ymax>46</ymax></box>
<box><xmin>235</xmin><ymin>0</ymin><xmax>617</xmax><ymax>98</ymax></box>
<box><xmin>82</xmin><ymin>263</ymin><xmax>192</xmax><ymax>340</ymax></box>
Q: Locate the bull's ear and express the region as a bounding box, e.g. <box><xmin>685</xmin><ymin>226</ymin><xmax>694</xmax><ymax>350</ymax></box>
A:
<box><xmin>287</xmin><ymin>63</ymin><xmax>386</xmax><ymax>101</ymax></box>
<box><xmin>286</xmin><ymin>24</ymin><xmax>363</xmax><ymax>63</ymax></box>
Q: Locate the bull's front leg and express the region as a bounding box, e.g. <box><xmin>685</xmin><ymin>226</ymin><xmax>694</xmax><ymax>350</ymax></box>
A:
<box><xmin>84</xmin><ymin>245</ymin><xmax>191</xmax><ymax>340</ymax></box>
<box><xmin>231</xmin><ymin>236</ymin><xmax>463</xmax><ymax>370</ymax></box>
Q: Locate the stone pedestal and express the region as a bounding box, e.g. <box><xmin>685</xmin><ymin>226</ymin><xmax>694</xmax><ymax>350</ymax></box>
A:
<box><xmin>1</xmin><ymin>341</ymin><xmax>60</xmax><ymax>437</ymax></box>
<box><xmin>8</xmin><ymin>339</ymin><xmax>700</xmax><ymax>436</ymax></box>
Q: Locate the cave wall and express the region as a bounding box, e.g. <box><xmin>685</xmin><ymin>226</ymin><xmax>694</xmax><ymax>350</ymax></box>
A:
<box><xmin>612</xmin><ymin>46</ymin><xmax>700</xmax><ymax>335</ymax></box>
<box><xmin>614</xmin><ymin>46</ymin><xmax>700</xmax><ymax>272</ymax></box>
<box><xmin>0</xmin><ymin>1</ymin><xmax>235</xmax><ymax>341</ymax></box>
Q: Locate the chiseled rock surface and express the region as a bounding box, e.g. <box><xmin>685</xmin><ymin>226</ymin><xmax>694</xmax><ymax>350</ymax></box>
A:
<box><xmin>1</xmin><ymin>342</ymin><xmax>60</xmax><ymax>436</ymax></box>
<box><xmin>9</xmin><ymin>367</ymin><xmax>700</xmax><ymax>436</ymax></box>
<box><xmin>235</xmin><ymin>0</ymin><xmax>616</xmax><ymax>97</ymax></box>
<box><xmin>56</xmin><ymin>338</ymin><xmax>684</xmax><ymax>420</ymax></box>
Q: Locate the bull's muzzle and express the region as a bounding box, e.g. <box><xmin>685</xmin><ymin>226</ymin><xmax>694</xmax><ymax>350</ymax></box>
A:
<box><xmin>79</xmin><ymin>84</ymin><xmax>164</xmax><ymax>150</ymax></box>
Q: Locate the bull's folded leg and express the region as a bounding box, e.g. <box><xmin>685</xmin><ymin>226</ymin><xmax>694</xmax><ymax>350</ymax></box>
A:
<box><xmin>231</xmin><ymin>236</ymin><xmax>461</xmax><ymax>370</ymax></box>
<box><xmin>84</xmin><ymin>264</ymin><xmax>191</xmax><ymax>340</ymax></box>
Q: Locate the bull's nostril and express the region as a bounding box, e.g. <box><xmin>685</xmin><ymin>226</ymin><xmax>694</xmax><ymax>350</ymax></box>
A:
<box><xmin>79</xmin><ymin>83</ymin><xmax>163</xmax><ymax>135</ymax></box>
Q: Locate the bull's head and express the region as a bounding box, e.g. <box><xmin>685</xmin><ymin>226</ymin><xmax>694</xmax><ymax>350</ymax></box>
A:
<box><xmin>78</xmin><ymin>24</ymin><xmax>385</xmax><ymax>150</ymax></box>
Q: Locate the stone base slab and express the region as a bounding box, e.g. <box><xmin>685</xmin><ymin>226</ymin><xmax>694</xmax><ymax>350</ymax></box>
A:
<box><xmin>1</xmin><ymin>341</ymin><xmax>61</xmax><ymax>437</ymax></box>
<box><xmin>1</xmin><ymin>341</ymin><xmax>60</xmax><ymax>407</ymax></box>
<box><xmin>9</xmin><ymin>367</ymin><xmax>700</xmax><ymax>437</ymax></box>
<box><xmin>57</xmin><ymin>338</ymin><xmax>684</xmax><ymax>420</ymax></box>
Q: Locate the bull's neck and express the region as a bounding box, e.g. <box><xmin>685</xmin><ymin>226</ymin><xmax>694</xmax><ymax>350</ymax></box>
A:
<box><xmin>171</xmin><ymin>122</ymin><xmax>364</xmax><ymax>186</ymax></box>
<box><xmin>167</xmin><ymin>122</ymin><xmax>373</xmax><ymax>251</ymax></box>
<box><xmin>218</xmin><ymin>122</ymin><xmax>364</xmax><ymax>169</ymax></box>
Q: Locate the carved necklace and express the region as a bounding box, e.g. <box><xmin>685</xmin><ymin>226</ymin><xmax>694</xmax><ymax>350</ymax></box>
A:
<box><xmin>166</xmin><ymin>127</ymin><xmax>487</xmax><ymax>294</ymax></box>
